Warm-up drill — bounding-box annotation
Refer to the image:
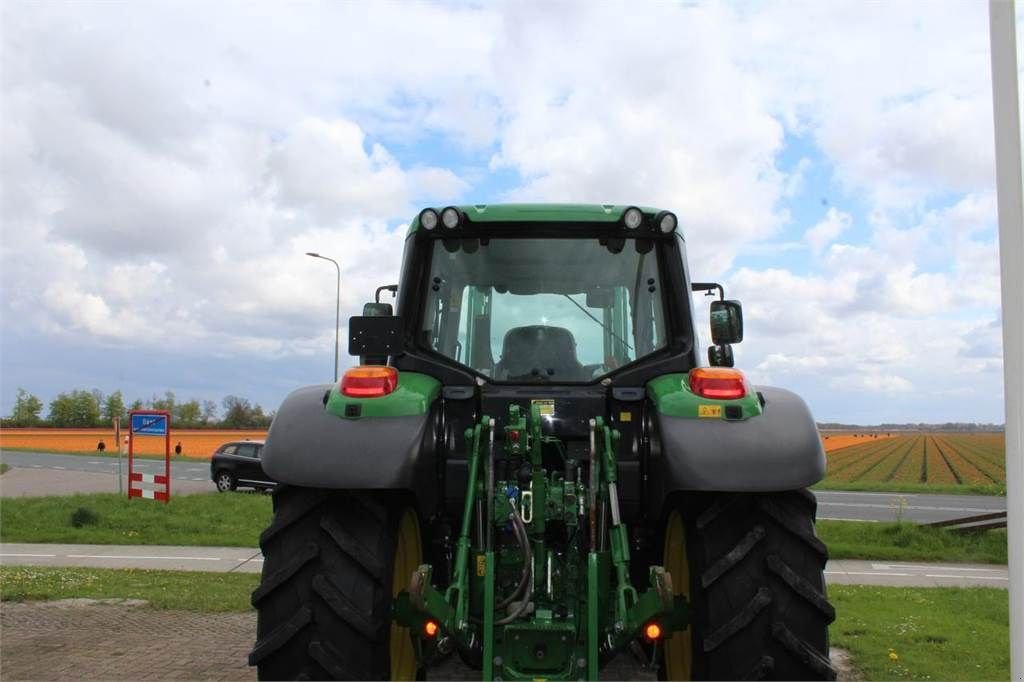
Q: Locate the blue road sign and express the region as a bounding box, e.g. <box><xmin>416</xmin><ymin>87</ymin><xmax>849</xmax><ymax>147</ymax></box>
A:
<box><xmin>131</xmin><ymin>414</ymin><xmax>168</xmax><ymax>436</ymax></box>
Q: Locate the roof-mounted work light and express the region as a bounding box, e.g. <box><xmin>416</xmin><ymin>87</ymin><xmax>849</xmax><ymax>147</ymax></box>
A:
<box><xmin>655</xmin><ymin>210</ymin><xmax>678</xmax><ymax>234</ymax></box>
<box><xmin>622</xmin><ymin>206</ymin><xmax>644</xmax><ymax>230</ymax></box>
<box><xmin>441</xmin><ymin>206</ymin><xmax>463</xmax><ymax>229</ymax></box>
<box><xmin>419</xmin><ymin>208</ymin><xmax>439</xmax><ymax>231</ymax></box>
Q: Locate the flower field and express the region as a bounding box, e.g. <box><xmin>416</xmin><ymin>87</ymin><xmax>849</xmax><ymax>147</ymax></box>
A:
<box><xmin>0</xmin><ymin>428</ymin><xmax>267</xmax><ymax>459</ymax></box>
<box><xmin>824</xmin><ymin>433</ymin><xmax>1006</xmax><ymax>487</ymax></box>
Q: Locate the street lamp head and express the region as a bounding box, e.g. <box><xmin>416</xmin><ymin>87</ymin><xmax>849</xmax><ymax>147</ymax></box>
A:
<box><xmin>305</xmin><ymin>252</ymin><xmax>320</xmax><ymax>258</ymax></box>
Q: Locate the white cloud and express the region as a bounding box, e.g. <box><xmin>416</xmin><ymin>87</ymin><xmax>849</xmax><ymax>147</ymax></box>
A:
<box><xmin>805</xmin><ymin>208</ymin><xmax>851</xmax><ymax>255</ymax></box>
<box><xmin>0</xmin><ymin>1</ymin><xmax>1006</xmax><ymax>422</ymax></box>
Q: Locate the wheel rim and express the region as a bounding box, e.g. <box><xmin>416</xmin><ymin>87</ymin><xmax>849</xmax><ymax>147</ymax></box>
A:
<box><xmin>217</xmin><ymin>474</ymin><xmax>231</xmax><ymax>491</ymax></box>
<box><xmin>662</xmin><ymin>509</ymin><xmax>693</xmax><ymax>680</ymax></box>
<box><xmin>390</xmin><ymin>507</ymin><xmax>422</xmax><ymax>681</ymax></box>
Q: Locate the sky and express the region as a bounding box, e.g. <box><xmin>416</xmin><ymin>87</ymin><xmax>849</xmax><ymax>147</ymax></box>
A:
<box><xmin>1</xmin><ymin>1</ymin><xmax>1021</xmax><ymax>424</ymax></box>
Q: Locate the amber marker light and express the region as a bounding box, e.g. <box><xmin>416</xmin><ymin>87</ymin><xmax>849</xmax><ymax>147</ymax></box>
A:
<box><xmin>689</xmin><ymin>367</ymin><xmax>748</xmax><ymax>400</ymax></box>
<box><xmin>341</xmin><ymin>366</ymin><xmax>399</xmax><ymax>398</ymax></box>
<box><xmin>644</xmin><ymin>623</ymin><xmax>663</xmax><ymax>641</ymax></box>
<box><xmin>423</xmin><ymin>619</ymin><xmax>440</xmax><ymax>638</ymax></box>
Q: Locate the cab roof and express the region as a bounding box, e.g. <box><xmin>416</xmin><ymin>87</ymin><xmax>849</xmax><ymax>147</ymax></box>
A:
<box><xmin>407</xmin><ymin>203</ymin><xmax>668</xmax><ymax>235</ymax></box>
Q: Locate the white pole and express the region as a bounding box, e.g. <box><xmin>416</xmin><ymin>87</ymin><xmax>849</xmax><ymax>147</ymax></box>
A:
<box><xmin>988</xmin><ymin>2</ymin><xmax>1023</xmax><ymax>678</ymax></box>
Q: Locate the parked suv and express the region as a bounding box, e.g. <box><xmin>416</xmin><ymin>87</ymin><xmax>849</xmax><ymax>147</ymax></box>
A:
<box><xmin>210</xmin><ymin>440</ymin><xmax>275</xmax><ymax>492</ymax></box>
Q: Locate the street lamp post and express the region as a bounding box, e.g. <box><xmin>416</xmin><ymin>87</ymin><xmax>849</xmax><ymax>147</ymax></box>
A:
<box><xmin>305</xmin><ymin>252</ymin><xmax>341</xmax><ymax>382</ymax></box>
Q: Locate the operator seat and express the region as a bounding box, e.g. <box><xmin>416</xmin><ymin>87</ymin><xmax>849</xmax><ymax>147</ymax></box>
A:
<box><xmin>494</xmin><ymin>325</ymin><xmax>585</xmax><ymax>381</ymax></box>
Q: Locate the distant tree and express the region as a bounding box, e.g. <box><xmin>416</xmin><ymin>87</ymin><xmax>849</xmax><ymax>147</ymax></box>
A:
<box><xmin>200</xmin><ymin>400</ymin><xmax>218</xmax><ymax>426</ymax></box>
<box><xmin>49</xmin><ymin>390</ymin><xmax>101</xmax><ymax>427</ymax></box>
<box><xmin>11</xmin><ymin>388</ymin><xmax>44</xmax><ymax>426</ymax></box>
<box><xmin>102</xmin><ymin>391</ymin><xmax>127</xmax><ymax>426</ymax></box>
<box><xmin>221</xmin><ymin>395</ymin><xmax>254</xmax><ymax>428</ymax></box>
<box><xmin>129</xmin><ymin>398</ymin><xmax>145</xmax><ymax>412</ymax></box>
<box><xmin>174</xmin><ymin>400</ymin><xmax>202</xmax><ymax>428</ymax></box>
<box><xmin>151</xmin><ymin>391</ymin><xmax>176</xmax><ymax>414</ymax></box>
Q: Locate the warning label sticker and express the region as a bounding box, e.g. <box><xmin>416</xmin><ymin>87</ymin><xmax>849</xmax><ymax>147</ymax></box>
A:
<box><xmin>532</xmin><ymin>399</ymin><xmax>555</xmax><ymax>416</ymax></box>
<box><xmin>698</xmin><ymin>404</ymin><xmax>723</xmax><ymax>418</ymax></box>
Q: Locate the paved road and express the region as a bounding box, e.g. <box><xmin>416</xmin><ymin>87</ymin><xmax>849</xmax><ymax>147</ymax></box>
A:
<box><xmin>1</xmin><ymin>449</ymin><xmax>213</xmax><ymax>483</ymax></box>
<box><xmin>1</xmin><ymin>450</ymin><xmax>1008</xmax><ymax>523</ymax></box>
<box><xmin>0</xmin><ymin>543</ymin><xmax>1009</xmax><ymax>588</ymax></box>
<box><xmin>814</xmin><ymin>489</ymin><xmax>1006</xmax><ymax>523</ymax></box>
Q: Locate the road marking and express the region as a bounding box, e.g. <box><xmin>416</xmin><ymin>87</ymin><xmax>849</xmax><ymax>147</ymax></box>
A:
<box><xmin>52</xmin><ymin>466</ymin><xmax>65</xmax><ymax>470</ymax></box>
<box><xmin>66</xmin><ymin>554</ymin><xmax>222</xmax><ymax>561</ymax></box>
<box><xmin>925</xmin><ymin>574</ymin><xmax>1008</xmax><ymax>580</ymax></box>
<box><xmin>871</xmin><ymin>563</ymin><xmax>1006</xmax><ymax>572</ymax></box>
<box><xmin>835</xmin><ymin>571</ymin><xmax>914</xmax><ymax>577</ymax></box>
<box><xmin>31</xmin><ymin>465</ymin><xmax>42</xmax><ymax>468</ymax></box>
<box><xmin>819</xmin><ymin>501</ymin><xmax>996</xmax><ymax>513</ymax></box>
<box><xmin>0</xmin><ymin>553</ymin><xmax>58</xmax><ymax>558</ymax></box>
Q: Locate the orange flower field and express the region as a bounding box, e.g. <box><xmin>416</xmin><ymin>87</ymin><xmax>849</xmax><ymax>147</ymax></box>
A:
<box><xmin>823</xmin><ymin>432</ymin><xmax>1006</xmax><ymax>486</ymax></box>
<box><xmin>0</xmin><ymin>428</ymin><xmax>267</xmax><ymax>459</ymax></box>
<box><xmin>820</xmin><ymin>432</ymin><xmax>897</xmax><ymax>452</ymax></box>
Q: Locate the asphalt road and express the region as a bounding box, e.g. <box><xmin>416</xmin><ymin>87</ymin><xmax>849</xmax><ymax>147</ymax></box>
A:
<box><xmin>0</xmin><ymin>542</ymin><xmax>1008</xmax><ymax>588</ymax></box>
<box><xmin>0</xmin><ymin>449</ymin><xmax>1007</xmax><ymax>523</ymax></box>
<box><xmin>0</xmin><ymin>449</ymin><xmax>213</xmax><ymax>484</ymax></box>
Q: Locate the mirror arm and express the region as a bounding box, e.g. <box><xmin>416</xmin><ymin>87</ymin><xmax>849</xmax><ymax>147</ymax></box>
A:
<box><xmin>375</xmin><ymin>284</ymin><xmax>398</xmax><ymax>303</ymax></box>
<box><xmin>691</xmin><ymin>282</ymin><xmax>724</xmax><ymax>300</ymax></box>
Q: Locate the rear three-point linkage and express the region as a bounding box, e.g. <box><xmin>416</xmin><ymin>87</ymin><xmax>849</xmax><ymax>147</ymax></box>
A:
<box><xmin>397</xmin><ymin>405</ymin><xmax>687</xmax><ymax>681</ymax></box>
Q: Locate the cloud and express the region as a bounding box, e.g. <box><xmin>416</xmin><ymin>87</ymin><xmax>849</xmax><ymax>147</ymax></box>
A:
<box><xmin>0</xmin><ymin>1</ymin><xmax>1006</xmax><ymax>422</ymax></box>
<box><xmin>805</xmin><ymin>208</ymin><xmax>852</xmax><ymax>255</ymax></box>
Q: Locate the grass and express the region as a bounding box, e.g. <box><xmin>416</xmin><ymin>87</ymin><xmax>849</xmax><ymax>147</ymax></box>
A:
<box><xmin>818</xmin><ymin>520</ymin><xmax>1007</xmax><ymax>564</ymax></box>
<box><xmin>0</xmin><ymin>566</ymin><xmax>257</xmax><ymax>612</ymax></box>
<box><xmin>0</xmin><ymin>568</ymin><xmax>1009</xmax><ymax>680</ymax></box>
<box><xmin>814</xmin><ymin>479</ymin><xmax>1006</xmax><ymax>496</ymax></box>
<box><xmin>0</xmin><ymin>462</ymin><xmax>9</xmax><ymax>475</ymax></box>
<box><xmin>0</xmin><ymin>492</ymin><xmax>1009</xmax><ymax>565</ymax></box>
<box><xmin>0</xmin><ymin>492</ymin><xmax>272</xmax><ymax>547</ymax></box>
<box><xmin>830</xmin><ymin>585</ymin><xmax>1009</xmax><ymax>680</ymax></box>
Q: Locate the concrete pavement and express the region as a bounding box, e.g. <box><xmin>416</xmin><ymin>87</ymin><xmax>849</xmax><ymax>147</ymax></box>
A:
<box><xmin>0</xmin><ymin>543</ymin><xmax>1009</xmax><ymax>587</ymax></box>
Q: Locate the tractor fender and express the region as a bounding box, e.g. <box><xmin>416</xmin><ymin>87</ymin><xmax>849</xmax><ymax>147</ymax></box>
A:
<box><xmin>261</xmin><ymin>384</ymin><xmax>439</xmax><ymax>513</ymax></box>
<box><xmin>647</xmin><ymin>385</ymin><xmax>824</xmax><ymax>505</ymax></box>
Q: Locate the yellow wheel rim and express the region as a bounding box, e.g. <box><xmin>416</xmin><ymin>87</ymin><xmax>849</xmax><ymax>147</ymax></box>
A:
<box><xmin>390</xmin><ymin>508</ymin><xmax>422</xmax><ymax>681</ymax></box>
<box><xmin>662</xmin><ymin>509</ymin><xmax>693</xmax><ymax>680</ymax></box>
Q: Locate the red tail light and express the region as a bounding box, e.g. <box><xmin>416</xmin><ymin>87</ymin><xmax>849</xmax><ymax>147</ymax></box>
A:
<box><xmin>689</xmin><ymin>367</ymin><xmax>748</xmax><ymax>400</ymax></box>
<box><xmin>341</xmin><ymin>366</ymin><xmax>398</xmax><ymax>398</ymax></box>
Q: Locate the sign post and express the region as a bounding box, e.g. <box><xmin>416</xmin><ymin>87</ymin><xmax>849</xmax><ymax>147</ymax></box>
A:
<box><xmin>127</xmin><ymin>410</ymin><xmax>171</xmax><ymax>503</ymax></box>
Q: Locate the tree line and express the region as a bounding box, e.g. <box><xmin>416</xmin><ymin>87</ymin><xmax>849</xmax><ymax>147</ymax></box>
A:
<box><xmin>4</xmin><ymin>388</ymin><xmax>273</xmax><ymax>429</ymax></box>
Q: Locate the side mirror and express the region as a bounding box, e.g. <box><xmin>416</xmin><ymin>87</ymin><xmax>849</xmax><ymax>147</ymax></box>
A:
<box><xmin>710</xmin><ymin>300</ymin><xmax>743</xmax><ymax>344</ymax></box>
<box><xmin>708</xmin><ymin>344</ymin><xmax>734</xmax><ymax>367</ymax></box>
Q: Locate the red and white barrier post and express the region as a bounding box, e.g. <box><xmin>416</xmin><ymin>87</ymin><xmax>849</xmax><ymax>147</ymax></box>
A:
<box><xmin>127</xmin><ymin>410</ymin><xmax>171</xmax><ymax>504</ymax></box>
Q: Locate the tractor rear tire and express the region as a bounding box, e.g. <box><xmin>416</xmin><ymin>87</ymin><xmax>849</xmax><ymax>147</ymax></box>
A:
<box><xmin>249</xmin><ymin>485</ymin><xmax>423</xmax><ymax>680</ymax></box>
<box><xmin>660</xmin><ymin>489</ymin><xmax>836</xmax><ymax>680</ymax></box>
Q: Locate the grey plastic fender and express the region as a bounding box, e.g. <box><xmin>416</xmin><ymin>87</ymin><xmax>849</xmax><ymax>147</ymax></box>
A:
<box><xmin>262</xmin><ymin>384</ymin><xmax>438</xmax><ymax>510</ymax></box>
<box><xmin>649</xmin><ymin>386</ymin><xmax>825</xmax><ymax>502</ymax></box>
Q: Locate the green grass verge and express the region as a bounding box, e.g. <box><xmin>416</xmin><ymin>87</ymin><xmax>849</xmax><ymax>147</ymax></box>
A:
<box><xmin>814</xmin><ymin>479</ymin><xmax>1006</xmax><ymax>496</ymax></box>
<box><xmin>831</xmin><ymin>585</ymin><xmax>1009</xmax><ymax>680</ymax></box>
<box><xmin>0</xmin><ymin>566</ymin><xmax>257</xmax><ymax>612</ymax></box>
<box><xmin>0</xmin><ymin>492</ymin><xmax>1009</xmax><ymax>565</ymax></box>
<box><xmin>0</xmin><ymin>492</ymin><xmax>271</xmax><ymax>547</ymax></box>
<box><xmin>0</xmin><ymin>462</ymin><xmax>9</xmax><ymax>475</ymax></box>
<box><xmin>818</xmin><ymin>520</ymin><xmax>1007</xmax><ymax>564</ymax></box>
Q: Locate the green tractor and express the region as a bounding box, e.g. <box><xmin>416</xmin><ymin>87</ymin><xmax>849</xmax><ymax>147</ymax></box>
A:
<box><xmin>249</xmin><ymin>205</ymin><xmax>835</xmax><ymax>681</ymax></box>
